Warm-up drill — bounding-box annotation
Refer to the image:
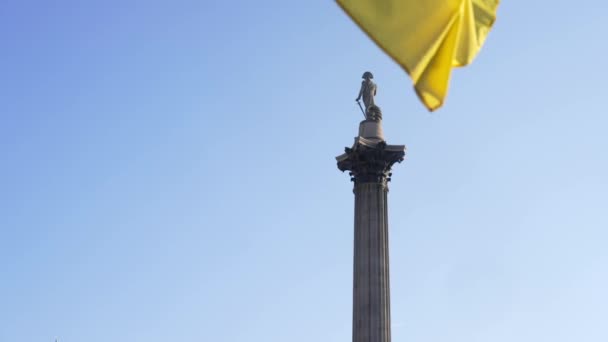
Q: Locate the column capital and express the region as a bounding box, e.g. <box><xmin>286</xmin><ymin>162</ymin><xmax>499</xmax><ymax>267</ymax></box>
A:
<box><xmin>336</xmin><ymin>137</ymin><xmax>406</xmax><ymax>187</ymax></box>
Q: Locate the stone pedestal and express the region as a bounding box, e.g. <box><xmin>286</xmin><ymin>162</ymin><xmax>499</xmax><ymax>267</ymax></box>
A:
<box><xmin>336</xmin><ymin>120</ymin><xmax>405</xmax><ymax>342</ymax></box>
<box><xmin>358</xmin><ymin>119</ymin><xmax>384</xmax><ymax>142</ymax></box>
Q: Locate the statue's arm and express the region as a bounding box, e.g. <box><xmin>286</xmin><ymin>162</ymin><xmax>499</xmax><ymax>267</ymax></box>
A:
<box><xmin>356</xmin><ymin>82</ymin><xmax>364</xmax><ymax>101</ymax></box>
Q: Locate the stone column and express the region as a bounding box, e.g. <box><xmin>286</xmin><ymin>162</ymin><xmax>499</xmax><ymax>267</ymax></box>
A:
<box><xmin>336</xmin><ymin>119</ymin><xmax>405</xmax><ymax>342</ymax></box>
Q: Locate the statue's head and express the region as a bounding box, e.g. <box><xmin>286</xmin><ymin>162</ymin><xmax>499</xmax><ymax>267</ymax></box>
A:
<box><xmin>362</xmin><ymin>71</ymin><xmax>374</xmax><ymax>80</ymax></box>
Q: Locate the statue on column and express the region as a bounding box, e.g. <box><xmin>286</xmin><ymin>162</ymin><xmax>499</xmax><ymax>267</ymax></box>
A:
<box><xmin>356</xmin><ymin>71</ymin><xmax>382</xmax><ymax>121</ymax></box>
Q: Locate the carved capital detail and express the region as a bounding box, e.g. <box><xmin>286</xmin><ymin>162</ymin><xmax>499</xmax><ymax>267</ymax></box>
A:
<box><xmin>337</xmin><ymin>139</ymin><xmax>405</xmax><ymax>189</ymax></box>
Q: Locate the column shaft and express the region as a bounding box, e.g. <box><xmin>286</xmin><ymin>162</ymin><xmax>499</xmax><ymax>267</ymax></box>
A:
<box><xmin>353</xmin><ymin>182</ymin><xmax>391</xmax><ymax>342</ymax></box>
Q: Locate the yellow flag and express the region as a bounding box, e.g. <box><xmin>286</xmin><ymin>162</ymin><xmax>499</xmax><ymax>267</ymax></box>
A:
<box><xmin>337</xmin><ymin>0</ymin><xmax>499</xmax><ymax>111</ymax></box>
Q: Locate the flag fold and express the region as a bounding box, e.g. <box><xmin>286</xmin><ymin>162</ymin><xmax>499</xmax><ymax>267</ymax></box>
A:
<box><xmin>337</xmin><ymin>0</ymin><xmax>499</xmax><ymax>111</ymax></box>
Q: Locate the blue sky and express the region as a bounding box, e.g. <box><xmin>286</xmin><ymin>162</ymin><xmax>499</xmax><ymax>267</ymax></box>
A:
<box><xmin>1</xmin><ymin>1</ymin><xmax>608</xmax><ymax>341</ymax></box>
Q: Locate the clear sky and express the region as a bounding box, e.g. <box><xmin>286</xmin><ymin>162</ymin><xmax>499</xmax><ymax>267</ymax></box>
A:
<box><xmin>1</xmin><ymin>1</ymin><xmax>608</xmax><ymax>341</ymax></box>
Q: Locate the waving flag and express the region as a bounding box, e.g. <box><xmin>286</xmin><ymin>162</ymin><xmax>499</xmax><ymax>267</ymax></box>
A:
<box><xmin>337</xmin><ymin>0</ymin><xmax>500</xmax><ymax>111</ymax></box>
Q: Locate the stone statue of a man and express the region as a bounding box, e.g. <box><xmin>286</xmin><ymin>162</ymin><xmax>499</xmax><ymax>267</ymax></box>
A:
<box><xmin>356</xmin><ymin>71</ymin><xmax>377</xmax><ymax>114</ymax></box>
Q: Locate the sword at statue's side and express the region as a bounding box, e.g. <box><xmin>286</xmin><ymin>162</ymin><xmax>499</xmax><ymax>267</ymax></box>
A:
<box><xmin>356</xmin><ymin>100</ymin><xmax>366</xmax><ymax>119</ymax></box>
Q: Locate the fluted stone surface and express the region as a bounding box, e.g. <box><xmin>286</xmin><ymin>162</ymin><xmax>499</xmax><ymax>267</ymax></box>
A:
<box><xmin>353</xmin><ymin>182</ymin><xmax>391</xmax><ymax>342</ymax></box>
<box><xmin>336</xmin><ymin>120</ymin><xmax>405</xmax><ymax>342</ymax></box>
